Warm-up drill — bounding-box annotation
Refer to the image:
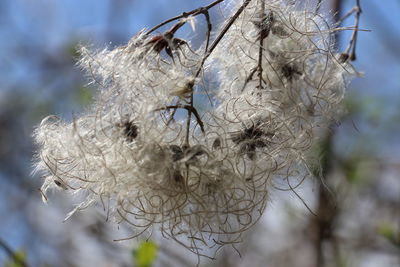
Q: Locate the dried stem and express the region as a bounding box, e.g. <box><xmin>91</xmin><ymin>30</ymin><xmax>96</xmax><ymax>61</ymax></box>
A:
<box><xmin>147</xmin><ymin>0</ymin><xmax>254</xmax><ymax>146</ymax></box>
<box><xmin>343</xmin><ymin>0</ymin><xmax>362</xmax><ymax>61</ymax></box>
<box><xmin>146</xmin><ymin>0</ymin><xmax>225</xmax><ymax>35</ymax></box>
<box><xmin>155</xmin><ymin>105</ymin><xmax>205</xmax><ymax>134</ymax></box>
<box><xmin>315</xmin><ymin>0</ymin><xmax>323</xmax><ymax>14</ymax></box>
<box><xmin>145</xmin><ymin>0</ymin><xmax>230</xmax><ymax>146</ymax></box>
<box><xmin>184</xmin><ymin>0</ymin><xmax>253</xmax><ymax>145</ymax></box>
<box><xmin>257</xmin><ymin>1</ymin><xmax>266</xmax><ymax>92</ymax></box>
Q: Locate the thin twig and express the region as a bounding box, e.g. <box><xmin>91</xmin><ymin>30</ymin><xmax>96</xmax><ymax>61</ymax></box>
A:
<box><xmin>146</xmin><ymin>0</ymin><xmax>254</xmax><ymax>146</ymax></box>
<box><xmin>186</xmin><ymin>95</ymin><xmax>194</xmax><ymax>145</ymax></box>
<box><xmin>241</xmin><ymin>67</ymin><xmax>258</xmax><ymax>92</ymax></box>
<box><xmin>155</xmin><ymin>105</ymin><xmax>205</xmax><ymax>134</ymax></box>
<box><xmin>337</xmin><ymin>7</ymin><xmax>357</xmax><ymax>25</ymax></box>
<box><xmin>185</xmin><ymin>0</ymin><xmax>253</xmax><ymax>145</ymax></box>
<box><xmin>257</xmin><ymin>2</ymin><xmax>266</xmax><ymax>91</ymax></box>
<box><xmin>145</xmin><ymin>0</ymin><xmax>229</xmax><ymax>146</ymax></box>
<box><xmin>146</xmin><ymin>0</ymin><xmax>224</xmax><ymax>35</ymax></box>
<box><xmin>202</xmin><ymin>9</ymin><xmax>213</xmax><ymax>52</ymax></box>
<box><xmin>315</xmin><ymin>0</ymin><xmax>323</xmax><ymax>14</ymax></box>
<box><xmin>203</xmin><ymin>0</ymin><xmax>253</xmax><ymax>61</ymax></box>
<box><xmin>343</xmin><ymin>0</ymin><xmax>362</xmax><ymax>61</ymax></box>
<box><xmin>147</xmin><ymin>0</ymin><xmax>254</xmax><ymax>146</ymax></box>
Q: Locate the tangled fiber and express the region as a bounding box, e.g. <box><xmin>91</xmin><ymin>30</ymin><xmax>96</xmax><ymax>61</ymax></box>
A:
<box><xmin>34</xmin><ymin>0</ymin><xmax>356</xmax><ymax>258</ymax></box>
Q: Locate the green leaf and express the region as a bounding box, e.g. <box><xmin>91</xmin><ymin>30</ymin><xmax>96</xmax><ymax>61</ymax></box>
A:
<box><xmin>378</xmin><ymin>222</ymin><xmax>400</xmax><ymax>247</ymax></box>
<box><xmin>75</xmin><ymin>86</ymin><xmax>93</xmax><ymax>105</ymax></box>
<box><xmin>133</xmin><ymin>241</ymin><xmax>159</xmax><ymax>267</ymax></box>
<box><xmin>343</xmin><ymin>160</ymin><xmax>360</xmax><ymax>184</ymax></box>
<box><xmin>4</xmin><ymin>250</ymin><xmax>27</xmax><ymax>267</ymax></box>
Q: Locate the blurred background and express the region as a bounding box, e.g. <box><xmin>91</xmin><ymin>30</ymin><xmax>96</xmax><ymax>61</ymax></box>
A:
<box><xmin>0</xmin><ymin>0</ymin><xmax>399</xmax><ymax>266</ymax></box>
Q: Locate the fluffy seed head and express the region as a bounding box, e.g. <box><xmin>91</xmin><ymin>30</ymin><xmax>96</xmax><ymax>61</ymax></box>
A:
<box><xmin>33</xmin><ymin>0</ymin><xmax>356</xmax><ymax>257</ymax></box>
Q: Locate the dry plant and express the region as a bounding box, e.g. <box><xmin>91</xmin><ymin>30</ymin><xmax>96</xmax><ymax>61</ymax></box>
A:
<box><xmin>33</xmin><ymin>0</ymin><xmax>361</xmax><ymax>260</ymax></box>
